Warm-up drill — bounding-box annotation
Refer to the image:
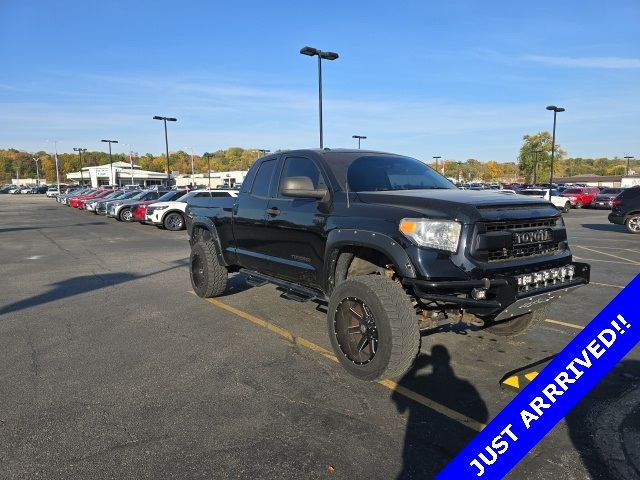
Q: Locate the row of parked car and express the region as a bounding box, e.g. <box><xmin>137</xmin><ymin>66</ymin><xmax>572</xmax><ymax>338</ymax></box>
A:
<box><xmin>0</xmin><ymin>184</ymin><xmax>50</xmax><ymax>194</ymax></box>
<box><xmin>52</xmin><ymin>186</ymin><xmax>238</xmax><ymax>231</ymax></box>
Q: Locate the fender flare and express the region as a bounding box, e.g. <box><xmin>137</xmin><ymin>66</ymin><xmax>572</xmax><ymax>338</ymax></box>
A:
<box><xmin>323</xmin><ymin>228</ymin><xmax>416</xmax><ymax>291</ymax></box>
<box><xmin>190</xmin><ymin>216</ymin><xmax>228</xmax><ymax>266</ymax></box>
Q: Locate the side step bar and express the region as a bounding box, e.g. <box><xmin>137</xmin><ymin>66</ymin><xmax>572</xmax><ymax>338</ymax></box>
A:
<box><xmin>239</xmin><ymin>269</ymin><xmax>327</xmax><ymax>303</ymax></box>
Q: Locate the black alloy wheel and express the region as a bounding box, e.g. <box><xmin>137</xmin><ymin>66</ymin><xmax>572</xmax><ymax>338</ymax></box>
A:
<box><xmin>334</xmin><ymin>297</ymin><xmax>379</xmax><ymax>365</ymax></box>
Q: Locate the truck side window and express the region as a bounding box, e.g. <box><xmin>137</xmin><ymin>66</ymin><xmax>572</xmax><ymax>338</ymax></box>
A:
<box><xmin>279</xmin><ymin>157</ymin><xmax>325</xmax><ymax>193</ymax></box>
<box><xmin>250</xmin><ymin>159</ymin><xmax>276</xmax><ymax>197</ymax></box>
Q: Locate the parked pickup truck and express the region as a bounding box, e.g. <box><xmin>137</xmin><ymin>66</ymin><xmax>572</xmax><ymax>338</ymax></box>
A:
<box><xmin>186</xmin><ymin>149</ymin><xmax>590</xmax><ymax>380</ymax></box>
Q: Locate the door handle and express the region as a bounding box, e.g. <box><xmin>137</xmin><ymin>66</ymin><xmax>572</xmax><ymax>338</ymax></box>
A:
<box><xmin>266</xmin><ymin>207</ymin><xmax>280</xmax><ymax>216</ymax></box>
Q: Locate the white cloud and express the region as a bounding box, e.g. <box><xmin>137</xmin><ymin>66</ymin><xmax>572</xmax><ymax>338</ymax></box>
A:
<box><xmin>524</xmin><ymin>55</ymin><xmax>640</xmax><ymax>69</ymax></box>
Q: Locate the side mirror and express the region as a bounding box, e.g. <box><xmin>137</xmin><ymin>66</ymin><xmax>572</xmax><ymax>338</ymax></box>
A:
<box><xmin>281</xmin><ymin>176</ymin><xmax>327</xmax><ymax>200</ymax></box>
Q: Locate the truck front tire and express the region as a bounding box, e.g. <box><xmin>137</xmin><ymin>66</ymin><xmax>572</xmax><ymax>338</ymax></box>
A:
<box><xmin>483</xmin><ymin>306</ymin><xmax>547</xmax><ymax>337</ymax></box>
<box><xmin>190</xmin><ymin>241</ymin><xmax>228</xmax><ymax>298</ymax></box>
<box><xmin>327</xmin><ymin>275</ymin><xmax>420</xmax><ymax>381</ymax></box>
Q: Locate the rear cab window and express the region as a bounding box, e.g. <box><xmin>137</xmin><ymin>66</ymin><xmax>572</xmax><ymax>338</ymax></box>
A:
<box><xmin>250</xmin><ymin>159</ymin><xmax>277</xmax><ymax>197</ymax></box>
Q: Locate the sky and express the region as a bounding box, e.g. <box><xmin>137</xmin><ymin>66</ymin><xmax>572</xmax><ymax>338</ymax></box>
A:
<box><xmin>0</xmin><ymin>0</ymin><xmax>638</xmax><ymax>162</ymax></box>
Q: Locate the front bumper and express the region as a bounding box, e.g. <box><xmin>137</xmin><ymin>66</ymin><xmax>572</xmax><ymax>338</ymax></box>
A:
<box><xmin>403</xmin><ymin>262</ymin><xmax>590</xmax><ymax>320</ymax></box>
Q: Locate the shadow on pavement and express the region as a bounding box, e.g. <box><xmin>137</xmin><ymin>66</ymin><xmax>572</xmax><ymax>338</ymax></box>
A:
<box><xmin>0</xmin><ymin>221</ymin><xmax>109</xmax><ymax>233</ymax></box>
<box><xmin>392</xmin><ymin>345</ymin><xmax>488</xmax><ymax>479</ymax></box>
<box><xmin>580</xmin><ymin>223</ymin><xmax>627</xmax><ymax>233</ymax></box>
<box><xmin>0</xmin><ymin>260</ymin><xmax>188</xmax><ymax>316</ymax></box>
<box><xmin>566</xmin><ymin>360</ymin><xmax>640</xmax><ymax>480</ymax></box>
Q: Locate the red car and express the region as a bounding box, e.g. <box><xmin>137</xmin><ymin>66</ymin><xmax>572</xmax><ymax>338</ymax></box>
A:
<box><xmin>561</xmin><ymin>187</ymin><xmax>600</xmax><ymax>208</ymax></box>
<box><xmin>67</xmin><ymin>189</ymin><xmax>98</xmax><ymax>208</ymax></box>
<box><xmin>76</xmin><ymin>189</ymin><xmax>116</xmax><ymax>209</ymax></box>
<box><xmin>129</xmin><ymin>190</ymin><xmax>189</xmax><ymax>223</ymax></box>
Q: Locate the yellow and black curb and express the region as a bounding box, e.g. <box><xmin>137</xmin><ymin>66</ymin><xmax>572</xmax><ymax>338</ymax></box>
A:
<box><xmin>499</xmin><ymin>354</ymin><xmax>557</xmax><ymax>391</ymax></box>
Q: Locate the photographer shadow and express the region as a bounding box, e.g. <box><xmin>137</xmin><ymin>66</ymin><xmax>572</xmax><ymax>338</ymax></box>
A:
<box><xmin>392</xmin><ymin>345</ymin><xmax>489</xmax><ymax>479</ymax></box>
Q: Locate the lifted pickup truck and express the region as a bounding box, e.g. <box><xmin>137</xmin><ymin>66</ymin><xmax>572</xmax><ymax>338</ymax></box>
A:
<box><xmin>186</xmin><ymin>149</ymin><xmax>590</xmax><ymax>380</ymax></box>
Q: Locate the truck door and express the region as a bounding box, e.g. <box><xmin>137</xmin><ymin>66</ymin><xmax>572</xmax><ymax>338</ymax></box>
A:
<box><xmin>232</xmin><ymin>157</ymin><xmax>280</xmax><ymax>273</ymax></box>
<box><xmin>261</xmin><ymin>155</ymin><xmax>330</xmax><ymax>287</ymax></box>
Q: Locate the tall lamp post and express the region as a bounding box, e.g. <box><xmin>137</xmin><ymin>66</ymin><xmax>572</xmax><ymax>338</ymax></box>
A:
<box><xmin>204</xmin><ymin>153</ymin><xmax>212</xmax><ymax>189</ymax></box>
<box><xmin>624</xmin><ymin>155</ymin><xmax>634</xmax><ymax>176</ymax></box>
<box><xmin>101</xmin><ymin>139</ymin><xmax>118</xmax><ymax>186</ymax></box>
<box><xmin>546</xmin><ymin>105</ymin><xmax>565</xmax><ymax>187</ymax></box>
<box><xmin>47</xmin><ymin>140</ymin><xmax>61</xmax><ymax>193</ymax></box>
<box><xmin>299</xmin><ymin>46</ymin><xmax>339</xmax><ymax>149</ymax></box>
<box><xmin>73</xmin><ymin>147</ymin><xmax>87</xmax><ymax>185</ymax></box>
<box><xmin>153</xmin><ymin>115</ymin><xmax>177</xmax><ymax>186</ymax></box>
<box><xmin>33</xmin><ymin>158</ymin><xmax>41</xmax><ymax>186</ymax></box>
<box><xmin>352</xmin><ymin>135</ymin><xmax>366</xmax><ymax>149</ymax></box>
<box><xmin>433</xmin><ymin>156</ymin><xmax>441</xmax><ymax>173</ymax></box>
<box><xmin>456</xmin><ymin>161</ymin><xmax>463</xmax><ymax>183</ymax></box>
<box><xmin>122</xmin><ymin>144</ymin><xmax>135</xmax><ymax>185</ymax></box>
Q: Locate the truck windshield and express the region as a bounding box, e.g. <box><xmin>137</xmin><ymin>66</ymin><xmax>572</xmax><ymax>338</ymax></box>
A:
<box><xmin>334</xmin><ymin>155</ymin><xmax>455</xmax><ymax>192</ymax></box>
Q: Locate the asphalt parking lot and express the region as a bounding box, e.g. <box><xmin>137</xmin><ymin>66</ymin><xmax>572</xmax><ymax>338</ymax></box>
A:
<box><xmin>1</xmin><ymin>196</ymin><xmax>638</xmax><ymax>479</ymax></box>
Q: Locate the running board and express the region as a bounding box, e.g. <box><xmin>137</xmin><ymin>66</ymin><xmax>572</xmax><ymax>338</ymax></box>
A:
<box><xmin>239</xmin><ymin>269</ymin><xmax>326</xmax><ymax>302</ymax></box>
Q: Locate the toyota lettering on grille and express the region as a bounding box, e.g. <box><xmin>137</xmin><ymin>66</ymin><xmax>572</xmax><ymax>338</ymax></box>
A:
<box><xmin>512</xmin><ymin>229</ymin><xmax>552</xmax><ymax>245</ymax></box>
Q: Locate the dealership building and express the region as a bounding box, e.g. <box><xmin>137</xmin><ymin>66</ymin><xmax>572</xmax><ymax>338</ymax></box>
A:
<box><xmin>174</xmin><ymin>170</ymin><xmax>248</xmax><ymax>188</ymax></box>
<box><xmin>66</xmin><ymin>162</ymin><xmax>172</xmax><ymax>187</ymax></box>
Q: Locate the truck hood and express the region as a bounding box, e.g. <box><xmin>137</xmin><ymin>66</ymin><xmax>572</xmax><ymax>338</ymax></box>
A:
<box><xmin>356</xmin><ymin>189</ymin><xmax>557</xmax><ymax>223</ymax></box>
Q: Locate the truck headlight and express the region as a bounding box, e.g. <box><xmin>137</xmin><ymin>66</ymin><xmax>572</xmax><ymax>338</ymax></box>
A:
<box><xmin>399</xmin><ymin>219</ymin><xmax>462</xmax><ymax>253</ymax></box>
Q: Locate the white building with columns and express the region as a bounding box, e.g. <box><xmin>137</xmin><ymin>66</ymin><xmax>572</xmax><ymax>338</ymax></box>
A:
<box><xmin>66</xmin><ymin>162</ymin><xmax>172</xmax><ymax>187</ymax></box>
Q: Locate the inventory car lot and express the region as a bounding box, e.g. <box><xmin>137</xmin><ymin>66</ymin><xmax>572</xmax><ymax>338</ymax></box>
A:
<box><xmin>0</xmin><ymin>196</ymin><xmax>637</xmax><ymax>479</ymax></box>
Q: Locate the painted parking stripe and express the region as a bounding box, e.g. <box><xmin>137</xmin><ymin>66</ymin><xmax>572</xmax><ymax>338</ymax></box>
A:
<box><xmin>573</xmin><ymin>255</ymin><xmax>637</xmax><ymax>266</ymax></box>
<box><xmin>574</xmin><ymin>245</ymin><xmax>640</xmax><ymax>265</ymax></box>
<box><xmin>544</xmin><ymin>318</ymin><xmax>584</xmax><ymax>330</ymax></box>
<box><xmin>589</xmin><ymin>281</ymin><xmax>624</xmax><ymax>289</ymax></box>
<box><xmin>191</xmin><ymin>292</ymin><xmax>486</xmax><ymax>432</ymax></box>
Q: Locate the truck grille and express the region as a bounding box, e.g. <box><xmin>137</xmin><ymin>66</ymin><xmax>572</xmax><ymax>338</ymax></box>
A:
<box><xmin>475</xmin><ymin>216</ymin><xmax>566</xmax><ymax>263</ymax></box>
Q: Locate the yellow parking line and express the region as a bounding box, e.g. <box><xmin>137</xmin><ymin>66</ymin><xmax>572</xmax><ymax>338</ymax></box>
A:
<box><xmin>192</xmin><ymin>292</ymin><xmax>486</xmax><ymax>432</ymax></box>
<box><xmin>545</xmin><ymin>319</ymin><xmax>584</xmax><ymax>330</ymax></box>
<box><xmin>574</xmin><ymin>245</ymin><xmax>640</xmax><ymax>266</ymax></box>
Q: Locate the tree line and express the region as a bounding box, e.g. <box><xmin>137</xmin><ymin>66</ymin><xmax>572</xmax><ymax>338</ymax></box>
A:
<box><xmin>1</xmin><ymin>136</ymin><xmax>635</xmax><ymax>184</ymax></box>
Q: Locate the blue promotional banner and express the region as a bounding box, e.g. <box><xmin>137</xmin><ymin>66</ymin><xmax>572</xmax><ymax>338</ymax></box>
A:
<box><xmin>437</xmin><ymin>273</ymin><xmax>640</xmax><ymax>479</ymax></box>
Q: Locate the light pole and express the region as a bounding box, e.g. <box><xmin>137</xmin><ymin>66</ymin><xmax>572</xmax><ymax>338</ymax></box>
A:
<box><xmin>352</xmin><ymin>135</ymin><xmax>366</xmax><ymax>149</ymax></box>
<box><xmin>47</xmin><ymin>140</ymin><xmax>61</xmax><ymax>193</ymax></box>
<box><xmin>456</xmin><ymin>161</ymin><xmax>463</xmax><ymax>183</ymax></box>
<box><xmin>101</xmin><ymin>139</ymin><xmax>118</xmax><ymax>186</ymax></box>
<box><xmin>153</xmin><ymin>116</ymin><xmax>177</xmax><ymax>186</ymax></box>
<box><xmin>204</xmin><ymin>153</ymin><xmax>212</xmax><ymax>189</ymax></box>
<box><xmin>624</xmin><ymin>155</ymin><xmax>634</xmax><ymax>176</ymax></box>
<box><xmin>187</xmin><ymin>147</ymin><xmax>195</xmax><ymax>186</ymax></box>
<box><xmin>433</xmin><ymin>156</ymin><xmax>441</xmax><ymax>173</ymax></box>
<box><xmin>33</xmin><ymin>158</ymin><xmax>40</xmax><ymax>186</ymax></box>
<box><xmin>122</xmin><ymin>144</ymin><xmax>135</xmax><ymax>185</ymax></box>
<box><xmin>256</xmin><ymin>149</ymin><xmax>270</xmax><ymax>158</ymax></box>
<box><xmin>73</xmin><ymin>147</ymin><xmax>87</xmax><ymax>185</ymax></box>
<box><xmin>300</xmin><ymin>46</ymin><xmax>339</xmax><ymax>149</ymax></box>
<box><xmin>546</xmin><ymin>105</ymin><xmax>565</xmax><ymax>187</ymax></box>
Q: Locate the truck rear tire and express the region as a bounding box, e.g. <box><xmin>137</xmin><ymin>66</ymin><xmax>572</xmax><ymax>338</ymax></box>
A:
<box><xmin>484</xmin><ymin>306</ymin><xmax>547</xmax><ymax>337</ymax></box>
<box><xmin>327</xmin><ymin>275</ymin><xmax>420</xmax><ymax>381</ymax></box>
<box><xmin>190</xmin><ymin>241</ymin><xmax>228</xmax><ymax>298</ymax></box>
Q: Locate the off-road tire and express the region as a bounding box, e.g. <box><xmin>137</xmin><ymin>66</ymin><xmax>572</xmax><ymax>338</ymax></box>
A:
<box><xmin>625</xmin><ymin>214</ymin><xmax>640</xmax><ymax>234</ymax></box>
<box><xmin>327</xmin><ymin>275</ymin><xmax>420</xmax><ymax>381</ymax></box>
<box><xmin>190</xmin><ymin>241</ymin><xmax>228</xmax><ymax>298</ymax></box>
<box><xmin>484</xmin><ymin>306</ymin><xmax>548</xmax><ymax>337</ymax></box>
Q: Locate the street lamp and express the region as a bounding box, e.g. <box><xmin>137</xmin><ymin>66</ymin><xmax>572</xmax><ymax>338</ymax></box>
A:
<box><xmin>546</xmin><ymin>105</ymin><xmax>565</xmax><ymax>187</ymax></box>
<box><xmin>153</xmin><ymin>115</ymin><xmax>177</xmax><ymax>186</ymax></box>
<box><xmin>300</xmin><ymin>46</ymin><xmax>339</xmax><ymax>149</ymax></box>
<box><xmin>433</xmin><ymin>156</ymin><xmax>441</xmax><ymax>173</ymax></box>
<box><xmin>47</xmin><ymin>140</ymin><xmax>61</xmax><ymax>193</ymax></box>
<box><xmin>352</xmin><ymin>135</ymin><xmax>366</xmax><ymax>149</ymax></box>
<box><xmin>122</xmin><ymin>144</ymin><xmax>135</xmax><ymax>185</ymax></box>
<box><xmin>73</xmin><ymin>147</ymin><xmax>87</xmax><ymax>185</ymax></box>
<box><xmin>101</xmin><ymin>139</ymin><xmax>118</xmax><ymax>186</ymax></box>
<box><xmin>204</xmin><ymin>152</ymin><xmax>212</xmax><ymax>189</ymax></box>
<box><xmin>456</xmin><ymin>161</ymin><xmax>463</xmax><ymax>183</ymax></box>
<box><xmin>624</xmin><ymin>155</ymin><xmax>634</xmax><ymax>176</ymax></box>
<box><xmin>32</xmin><ymin>157</ymin><xmax>40</xmax><ymax>186</ymax></box>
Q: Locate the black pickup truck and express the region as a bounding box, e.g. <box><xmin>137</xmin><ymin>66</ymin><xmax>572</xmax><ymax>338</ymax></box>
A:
<box><xmin>186</xmin><ymin>149</ymin><xmax>590</xmax><ymax>380</ymax></box>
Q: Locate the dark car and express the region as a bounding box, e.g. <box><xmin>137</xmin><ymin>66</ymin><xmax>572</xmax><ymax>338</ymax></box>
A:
<box><xmin>608</xmin><ymin>186</ymin><xmax>640</xmax><ymax>233</ymax></box>
<box><xmin>591</xmin><ymin>188</ymin><xmax>625</xmax><ymax>209</ymax></box>
<box><xmin>185</xmin><ymin>149</ymin><xmax>590</xmax><ymax>381</ymax></box>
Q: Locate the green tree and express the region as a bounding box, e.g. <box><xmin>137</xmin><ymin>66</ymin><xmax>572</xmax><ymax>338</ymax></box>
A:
<box><xmin>518</xmin><ymin>131</ymin><xmax>566</xmax><ymax>183</ymax></box>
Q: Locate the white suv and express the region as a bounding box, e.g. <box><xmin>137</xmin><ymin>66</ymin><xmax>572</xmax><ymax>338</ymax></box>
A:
<box><xmin>519</xmin><ymin>188</ymin><xmax>572</xmax><ymax>213</ymax></box>
<box><xmin>146</xmin><ymin>189</ymin><xmax>239</xmax><ymax>231</ymax></box>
